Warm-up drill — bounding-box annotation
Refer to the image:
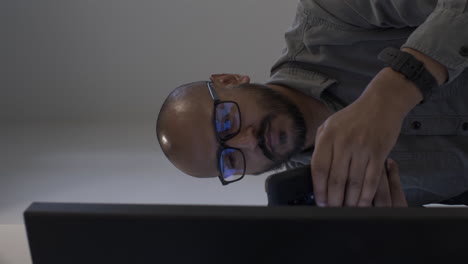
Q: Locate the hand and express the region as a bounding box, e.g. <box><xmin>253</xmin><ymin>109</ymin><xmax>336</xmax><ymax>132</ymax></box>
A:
<box><xmin>373</xmin><ymin>159</ymin><xmax>408</xmax><ymax>207</ymax></box>
<box><xmin>311</xmin><ymin>68</ymin><xmax>417</xmax><ymax>207</ymax></box>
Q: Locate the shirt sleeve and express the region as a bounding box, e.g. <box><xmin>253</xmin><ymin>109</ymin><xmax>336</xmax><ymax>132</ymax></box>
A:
<box><xmin>310</xmin><ymin>0</ymin><xmax>468</xmax><ymax>83</ymax></box>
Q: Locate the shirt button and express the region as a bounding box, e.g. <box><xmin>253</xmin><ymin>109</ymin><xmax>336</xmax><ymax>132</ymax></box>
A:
<box><xmin>462</xmin><ymin>122</ymin><xmax>468</xmax><ymax>131</ymax></box>
<box><xmin>411</xmin><ymin>121</ymin><xmax>422</xmax><ymax>130</ymax></box>
<box><xmin>460</xmin><ymin>46</ymin><xmax>468</xmax><ymax>57</ymax></box>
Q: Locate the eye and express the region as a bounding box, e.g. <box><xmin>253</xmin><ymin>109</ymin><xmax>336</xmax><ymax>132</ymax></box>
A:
<box><xmin>223</xmin><ymin>120</ymin><xmax>231</xmax><ymax>132</ymax></box>
<box><xmin>222</xmin><ymin>113</ymin><xmax>231</xmax><ymax>123</ymax></box>
<box><xmin>216</xmin><ymin>115</ymin><xmax>230</xmax><ymax>132</ymax></box>
<box><xmin>222</xmin><ymin>114</ymin><xmax>233</xmax><ymax>132</ymax></box>
<box><xmin>228</xmin><ymin>153</ymin><xmax>236</xmax><ymax>169</ymax></box>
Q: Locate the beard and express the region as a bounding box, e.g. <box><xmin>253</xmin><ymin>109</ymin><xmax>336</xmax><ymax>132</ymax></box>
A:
<box><xmin>235</xmin><ymin>83</ymin><xmax>307</xmax><ymax>173</ymax></box>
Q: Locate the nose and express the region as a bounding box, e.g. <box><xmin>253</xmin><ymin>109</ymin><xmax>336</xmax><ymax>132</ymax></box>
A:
<box><xmin>225</xmin><ymin>126</ymin><xmax>257</xmax><ymax>151</ymax></box>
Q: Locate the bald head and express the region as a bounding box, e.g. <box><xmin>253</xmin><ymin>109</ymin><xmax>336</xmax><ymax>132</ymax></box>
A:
<box><xmin>157</xmin><ymin>75</ymin><xmax>307</xmax><ymax>181</ymax></box>
<box><xmin>157</xmin><ymin>81</ymin><xmax>218</xmax><ymax>177</ymax></box>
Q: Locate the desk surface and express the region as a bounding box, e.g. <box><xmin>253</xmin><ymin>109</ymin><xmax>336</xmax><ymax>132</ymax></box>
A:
<box><xmin>0</xmin><ymin>224</ymin><xmax>32</xmax><ymax>264</ymax></box>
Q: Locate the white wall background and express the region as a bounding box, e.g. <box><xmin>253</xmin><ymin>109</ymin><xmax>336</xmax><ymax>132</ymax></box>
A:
<box><xmin>1</xmin><ymin>1</ymin><xmax>297</xmax><ymax>261</ymax></box>
<box><xmin>1</xmin><ymin>0</ymin><xmax>298</xmax><ymax>226</ymax></box>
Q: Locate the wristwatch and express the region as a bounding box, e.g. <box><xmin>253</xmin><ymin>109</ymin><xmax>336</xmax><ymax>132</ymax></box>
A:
<box><xmin>378</xmin><ymin>47</ymin><xmax>438</xmax><ymax>103</ymax></box>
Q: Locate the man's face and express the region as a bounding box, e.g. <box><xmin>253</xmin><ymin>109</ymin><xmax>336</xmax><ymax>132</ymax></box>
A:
<box><xmin>159</xmin><ymin>75</ymin><xmax>306</xmax><ymax>178</ymax></box>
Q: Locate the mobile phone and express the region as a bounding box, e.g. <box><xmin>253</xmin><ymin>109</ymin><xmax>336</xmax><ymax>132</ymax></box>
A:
<box><xmin>265</xmin><ymin>165</ymin><xmax>315</xmax><ymax>206</ymax></box>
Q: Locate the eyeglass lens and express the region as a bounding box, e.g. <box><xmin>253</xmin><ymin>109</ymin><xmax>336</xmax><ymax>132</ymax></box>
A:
<box><xmin>215</xmin><ymin>102</ymin><xmax>244</xmax><ymax>181</ymax></box>
<box><xmin>215</xmin><ymin>102</ymin><xmax>241</xmax><ymax>140</ymax></box>
<box><xmin>219</xmin><ymin>149</ymin><xmax>244</xmax><ymax>181</ymax></box>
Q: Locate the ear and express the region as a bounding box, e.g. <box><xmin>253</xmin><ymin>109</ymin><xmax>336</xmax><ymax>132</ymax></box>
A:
<box><xmin>210</xmin><ymin>73</ymin><xmax>250</xmax><ymax>88</ymax></box>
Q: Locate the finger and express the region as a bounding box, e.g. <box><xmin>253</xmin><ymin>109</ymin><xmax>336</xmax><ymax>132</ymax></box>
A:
<box><xmin>327</xmin><ymin>149</ymin><xmax>351</xmax><ymax>207</ymax></box>
<box><xmin>387</xmin><ymin>159</ymin><xmax>408</xmax><ymax>207</ymax></box>
<box><xmin>311</xmin><ymin>127</ymin><xmax>333</xmax><ymax>207</ymax></box>
<box><xmin>358</xmin><ymin>159</ymin><xmax>383</xmax><ymax>207</ymax></box>
<box><xmin>344</xmin><ymin>156</ymin><xmax>368</xmax><ymax>207</ymax></box>
<box><xmin>373</xmin><ymin>165</ymin><xmax>392</xmax><ymax>207</ymax></box>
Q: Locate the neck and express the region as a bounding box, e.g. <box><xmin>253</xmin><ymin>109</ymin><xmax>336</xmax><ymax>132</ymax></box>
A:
<box><xmin>266</xmin><ymin>84</ymin><xmax>334</xmax><ymax>150</ymax></box>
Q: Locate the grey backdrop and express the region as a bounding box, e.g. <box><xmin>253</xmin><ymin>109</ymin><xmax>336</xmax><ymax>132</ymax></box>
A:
<box><xmin>1</xmin><ymin>0</ymin><xmax>297</xmax><ymax>224</ymax></box>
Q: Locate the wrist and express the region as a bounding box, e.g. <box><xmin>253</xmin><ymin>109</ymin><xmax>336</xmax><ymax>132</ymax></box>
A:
<box><xmin>359</xmin><ymin>67</ymin><xmax>422</xmax><ymax>119</ymax></box>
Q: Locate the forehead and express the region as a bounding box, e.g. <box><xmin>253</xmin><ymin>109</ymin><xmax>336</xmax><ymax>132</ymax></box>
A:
<box><xmin>160</xmin><ymin>90</ymin><xmax>221</xmax><ymax>177</ymax></box>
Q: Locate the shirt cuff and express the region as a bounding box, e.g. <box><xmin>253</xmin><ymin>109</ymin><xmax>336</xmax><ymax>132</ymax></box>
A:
<box><xmin>401</xmin><ymin>0</ymin><xmax>468</xmax><ymax>83</ymax></box>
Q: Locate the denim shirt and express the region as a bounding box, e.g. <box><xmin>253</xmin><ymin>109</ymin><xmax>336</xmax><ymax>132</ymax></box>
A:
<box><xmin>267</xmin><ymin>0</ymin><xmax>468</xmax><ymax>206</ymax></box>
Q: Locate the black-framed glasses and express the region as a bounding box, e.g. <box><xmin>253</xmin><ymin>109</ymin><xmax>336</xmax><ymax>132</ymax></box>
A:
<box><xmin>207</xmin><ymin>81</ymin><xmax>246</xmax><ymax>185</ymax></box>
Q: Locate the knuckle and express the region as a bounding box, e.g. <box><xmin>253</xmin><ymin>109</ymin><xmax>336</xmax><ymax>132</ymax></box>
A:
<box><xmin>348</xmin><ymin>178</ymin><xmax>363</xmax><ymax>189</ymax></box>
<box><xmin>355</xmin><ymin>135</ymin><xmax>368</xmax><ymax>146</ymax></box>
<box><xmin>366</xmin><ymin>177</ymin><xmax>380</xmax><ymax>188</ymax></box>
<box><xmin>371</xmin><ymin>150</ymin><xmax>386</xmax><ymax>160</ymax></box>
<box><xmin>317</xmin><ymin>124</ymin><xmax>325</xmax><ymax>134</ymax></box>
<box><xmin>316</xmin><ymin>133</ymin><xmax>330</xmax><ymax>144</ymax></box>
<box><xmin>311</xmin><ymin>164</ymin><xmax>328</xmax><ymax>176</ymax></box>
<box><xmin>317</xmin><ymin>127</ymin><xmax>334</xmax><ymax>141</ymax></box>
<box><xmin>329</xmin><ymin>176</ymin><xmax>346</xmax><ymax>188</ymax></box>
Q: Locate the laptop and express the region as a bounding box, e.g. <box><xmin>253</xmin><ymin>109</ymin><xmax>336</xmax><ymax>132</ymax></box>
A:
<box><xmin>24</xmin><ymin>202</ymin><xmax>468</xmax><ymax>264</ymax></box>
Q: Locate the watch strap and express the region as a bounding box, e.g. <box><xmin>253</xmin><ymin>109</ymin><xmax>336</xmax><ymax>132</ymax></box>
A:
<box><xmin>378</xmin><ymin>47</ymin><xmax>437</xmax><ymax>103</ymax></box>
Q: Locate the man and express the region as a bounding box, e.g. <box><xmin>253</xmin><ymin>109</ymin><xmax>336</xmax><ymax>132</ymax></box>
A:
<box><xmin>157</xmin><ymin>0</ymin><xmax>468</xmax><ymax>207</ymax></box>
